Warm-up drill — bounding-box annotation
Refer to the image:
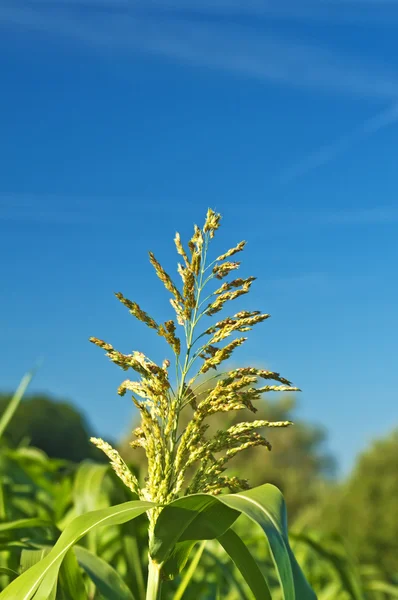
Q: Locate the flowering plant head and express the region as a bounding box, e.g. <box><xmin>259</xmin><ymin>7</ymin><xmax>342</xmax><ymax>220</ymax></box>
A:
<box><xmin>89</xmin><ymin>210</ymin><xmax>298</xmax><ymax>529</ymax></box>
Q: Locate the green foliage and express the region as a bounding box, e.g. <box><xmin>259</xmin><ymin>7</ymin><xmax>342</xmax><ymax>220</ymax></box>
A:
<box><xmin>314</xmin><ymin>429</ymin><xmax>398</xmax><ymax>579</ymax></box>
<box><xmin>0</xmin><ymin>410</ymin><xmax>397</xmax><ymax>599</ymax></box>
<box><xmin>0</xmin><ymin>501</ymin><xmax>153</xmax><ymax>599</ymax></box>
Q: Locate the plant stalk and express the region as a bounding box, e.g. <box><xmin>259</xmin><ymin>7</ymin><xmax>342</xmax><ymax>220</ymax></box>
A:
<box><xmin>146</xmin><ymin>558</ymin><xmax>163</xmax><ymax>600</ymax></box>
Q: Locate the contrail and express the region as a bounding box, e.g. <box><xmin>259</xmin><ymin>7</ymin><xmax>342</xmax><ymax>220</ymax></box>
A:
<box><xmin>280</xmin><ymin>102</ymin><xmax>398</xmax><ymax>183</ymax></box>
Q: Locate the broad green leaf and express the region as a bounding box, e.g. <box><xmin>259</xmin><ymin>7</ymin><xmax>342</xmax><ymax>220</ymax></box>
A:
<box><xmin>20</xmin><ymin>548</ymin><xmax>52</xmax><ymax>573</ymax></box>
<box><xmin>57</xmin><ymin>549</ymin><xmax>87</xmax><ymax>600</ymax></box>
<box><xmin>218</xmin><ymin>528</ymin><xmax>272</xmax><ymax>600</ymax></box>
<box><xmin>219</xmin><ymin>484</ymin><xmax>316</xmax><ymax>600</ymax></box>
<box><xmin>74</xmin><ymin>545</ymin><xmax>136</xmax><ymax>600</ymax></box>
<box><xmin>173</xmin><ymin>541</ymin><xmax>206</xmax><ymax>600</ymax></box>
<box><xmin>0</xmin><ymin>370</ymin><xmax>36</xmax><ymax>440</ymax></box>
<box><xmin>20</xmin><ymin>548</ymin><xmax>57</xmax><ymax>600</ymax></box>
<box><xmin>72</xmin><ymin>460</ymin><xmax>110</xmax><ymax>598</ymax></box>
<box><xmin>73</xmin><ymin>462</ymin><xmax>109</xmax><ymax>515</ymax></box>
<box><xmin>151</xmin><ymin>494</ymin><xmax>240</xmax><ymax>562</ymax></box>
<box><xmin>0</xmin><ymin>500</ymin><xmax>153</xmax><ymax>600</ymax></box>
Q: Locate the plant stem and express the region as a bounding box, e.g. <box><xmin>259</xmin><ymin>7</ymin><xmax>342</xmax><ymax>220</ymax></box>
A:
<box><xmin>146</xmin><ymin>558</ymin><xmax>163</xmax><ymax>600</ymax></box>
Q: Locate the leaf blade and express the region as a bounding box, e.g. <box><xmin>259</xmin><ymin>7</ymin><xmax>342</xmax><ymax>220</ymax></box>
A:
<box><xmin>218</xmin><ymin>528</ymin><xmax>272</xmax><ymax>600</ymax></box>
<box><xmin>0</xmin><ymin>370</ymin><xmax>36</xmax><ymax>440</ymax></box>
<box><xmin>0</xmin><ymin>500</ymin><xmax>153</xmax><ymax>600</ymax></box>
<box><xmin>151</xmin><ymin>494</ymin><xmax>239</xmax><ymax>563</ymax></box>
<box><xmin>74</xmin><ymin>545</ymin><xmax>136</xmax><ymax>600</ymax></box>
<box><xmin>219</xmin><ymin>484</ymin><xmax>315</xmax><ymax>600</ymax></box>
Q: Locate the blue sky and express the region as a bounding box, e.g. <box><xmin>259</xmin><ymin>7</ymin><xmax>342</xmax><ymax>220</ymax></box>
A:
<box><xmin>1</xmin><ymin>0</ymin><xmax>397</xmax><ymax>476</ymax></box>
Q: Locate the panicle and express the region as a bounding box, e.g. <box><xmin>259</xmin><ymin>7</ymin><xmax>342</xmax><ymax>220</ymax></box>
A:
<box><xmin>89</xmin><ymin>338</ymin><xmax>148</xmax><ymax>375</ymax></box>
<box><xmin>203</xmin><ymin>208</ymin><xmax>221</xmax><ymax>238</ymax></box>
<box><xmin>216</xmin><ymin>241</ymin><xmax>246</xmax><ymax>262</ymax></box>
<box><xmin>174</xmin><ymin>232</ymin><xmax>190</xmax><ymax>266</ymax></box>
<box><xmin>199</xmin><ymin>337</ymin><xmax>247</xmax><ymax>374</ymax></box>
<box><xmin>149</xmin><ymin>252</ymin><xmax>183</xmax><ymax>304</ymax></box>
<box><xmin>182</xmin><ymin>268</ymin><xmax>196</xmax><ymax>317</ymax></box>
<box><xmin>212</xmin><ymin>261</ymin><xmax>240</xmax><ymax>280</ymax></box>
<box><xmin>170</xmin><ymin>298</ymin><xmax>185</xmax><ymax>325</ymax></box>
<box><xmin>206</xmin><ymin>277</ymin><xmax>256</xmax><ymax>316</ymax></box>
<box><xmin>115</xmin><ymin>292</ymin><xmax>158</xmax><ymax>331</ymax></box>
<box><xmin>158</xmin><ymin>320</ymin><xmax>181</xmax><ymax>355</ymax></box>
<box><xmin>89</xmin><ymin>208</ymin><xmax>300</xmax><ymax>508</ymax></box>
<box><xmin>90</xmin><ymin>437</ymin><xmax>141</xmax><ymax>497</ymax></box>
<box><xmin>205</xmin><ymin>311</ymin><xmax>270</xmax><ymax>344</ymax></box>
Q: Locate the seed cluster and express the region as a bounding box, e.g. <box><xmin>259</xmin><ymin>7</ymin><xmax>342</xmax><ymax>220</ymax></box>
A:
<box><xmin>89</xmin><ymin>209</ymin><xmax>299</xmax><ymax>531</ymax></box>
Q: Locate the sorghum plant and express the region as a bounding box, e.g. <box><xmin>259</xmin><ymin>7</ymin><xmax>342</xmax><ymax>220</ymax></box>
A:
<box><xmin>1</xmin><ymin>210</ymin><xmax>315</xmax><ymax>600</ymax></box>
<box><xmin>90</xmin><ymin>209</ymin><xmax>296</xmax><ymax>514</ymax></box>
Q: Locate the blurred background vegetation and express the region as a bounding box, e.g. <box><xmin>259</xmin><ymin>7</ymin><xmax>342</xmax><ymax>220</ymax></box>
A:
<box><xmin>1</xmin><ymin>383</ymin><xmax>397</xmax><ymax>598</ymax></box>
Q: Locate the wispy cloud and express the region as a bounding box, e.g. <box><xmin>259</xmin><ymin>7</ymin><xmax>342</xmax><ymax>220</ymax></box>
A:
<box><xmin>1</xmin><ymin>3</ymin><xmax>398</xmax><ymax>100</ymax></box>
<box><xmin>144</xmin><ymin>0</ymin><xmax>398</xmax><ymax>25</ymax></box>
<box><xmin>279</xmin><ymin>102</ymin><xmax>398</xmax><ymax>182</ymax></box>
<box><xmin>20</xmin><ymin>0</ymin><xmax>398</xmax><ymax>23</ymax></box>
<box><xmin>317</xmin><ymin>206</ymin><xmax>398</xmax><ymax>225</ymax></box>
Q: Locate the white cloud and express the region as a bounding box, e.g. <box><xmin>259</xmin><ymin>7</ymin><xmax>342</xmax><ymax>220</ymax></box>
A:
<box><xmin>1</xmin><ymin>3</ymin><xmax>398</xmax><ymax>100</ymax></box>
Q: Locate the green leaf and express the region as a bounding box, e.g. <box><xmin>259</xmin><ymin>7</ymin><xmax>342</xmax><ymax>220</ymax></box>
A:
<box><xmin>0</xmin><ymin>500</ymin><xmax>153</xmax><ymax>600</ymax></box>
<box><xmin>0</xmin><ymin>370</ymin><xmax>36</xmax><ymax>440</ymax></box>
<box><xmin>173</xmin><ymin>541</ymin><xmax>206</xmax><ymax>600</ymax></box>
<box><xmin>122</xmin><ymin>533</ymin><xmax>146</xmax><ymax>600</ymax></box>
<box><xmin>202</xmin><ymin>547</ymin><xmax>249</xmax><ymax>600</ymax></box>
<box><xmin>20</xmin><ymin>548</ymin><xmax>57</xmax><ymax>600</ymax></box>
<box><xmin>73</xmin><ymin>462</ymin><xmax>109</xmax><ymax>515</ymax></box>
<box><xmin>72</xmin><ymin>459</ymin><xmax>110</xmax><ymax>600</ymax></box>
<box><xmin>0</xmin><ymin>518</ymin><xmax>52</xmax><ymax>534</ymax></box>
<box><xmin>0</xmin><ymin>568</ymin><xmax>18</xmax><ymax>582</ymax></box>
<box><xmin>218</xmin><ymin>528</ymin><xmax>272</xmax><ymax>600</ymax></box>
<box><xmin>219</xmin><ymin>484</ymin><xmax>316</xmax><ymax>600</ymax></box>
<box><xmin>151</xmin><ymin>494</ymin><xmax>240</xmax><ymax>563</ymax></box>
<box><xmin>74</xmin><ymin>545</ymin><xmax>136</xmax><ymax>600</ymax></box>
<box><xmin>163</xmin><ymin>541</ymin><xmax>198</xmax><ymax>579</ymax></box>
<box><xmin>57</xmin><ymin>549</ymin><xmax>87</xmax><ymax>600</ymax></box>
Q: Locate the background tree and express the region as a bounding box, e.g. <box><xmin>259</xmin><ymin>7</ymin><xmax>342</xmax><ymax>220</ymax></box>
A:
<box><xmin>0</xmin><ymin>393</ymin><xmax>105</xmax><ymax>463</ymax></box>
<box><xmin>313</xmin><ymin>428</ymin><xmax>398</xmax><ymax>579</ymax></box>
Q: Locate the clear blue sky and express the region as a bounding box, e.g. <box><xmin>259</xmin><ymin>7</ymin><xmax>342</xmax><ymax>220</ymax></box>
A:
<box><xmin>1</xmin><ymin>1</ymin><xmax>397</xmax><ymax>476</ymax></box>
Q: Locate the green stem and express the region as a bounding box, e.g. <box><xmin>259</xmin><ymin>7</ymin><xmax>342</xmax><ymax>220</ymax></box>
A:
<box><xmin>173</xmin><ymin>236</ymin><xmax>210</xmax><ymax>430</ymax></box>
<box><xmin>146</xmin><ymin>558</ymin><xmax>163</xmax><ymax>600</ymax></box>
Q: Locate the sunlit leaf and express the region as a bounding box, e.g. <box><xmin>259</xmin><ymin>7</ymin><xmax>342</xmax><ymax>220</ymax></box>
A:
<box><xmin>0</xmin><ymin>370</ymin><xmax>36</xmax><ymax>441</ymax></box>
<box><xmin>219</xmin><ymin>484</ymin><xmax>316</xmax><ymax>600</ymax></box>
<box><xmin>150</xmin><ymin>494</ymin><xmax>239</xmax><ymax>563</ymax></box>
<box><xmin>0</xmin><ymin>500</ymin><xmax>153</xmax><ymax>600</ymax></box>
